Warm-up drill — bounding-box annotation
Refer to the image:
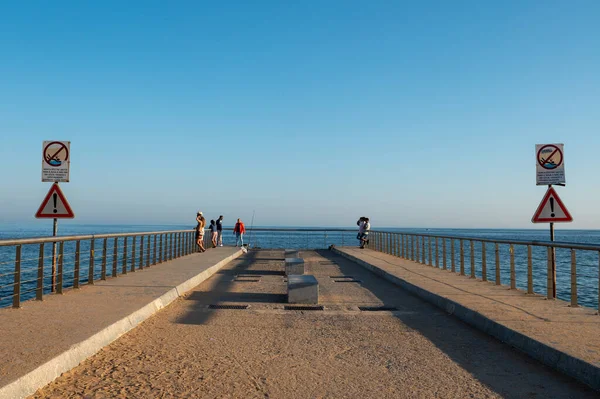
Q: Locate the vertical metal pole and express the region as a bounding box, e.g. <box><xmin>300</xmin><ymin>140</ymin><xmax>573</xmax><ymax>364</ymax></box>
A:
<box><xmin>451</xmin><ymin>239</ymin><xmax>455</xmax><ymax>272</ymax></box>
<box><xmin>37</xmin><ymin>243</ymin><xmax>45</xmax><ymax>300</ymax></box>
<box><xmin>146</xmin><ymin>235</ymin><xmax>150</xmax><ymax>267</ymax></box>
<box><xmin>57</xmin><ymin>242</ymin><xmax>64</xmax><ymax>293</ymax></box>
<box><xmin>13</xmin><ymin>245</ymin><xmax>21</xmax><ymax>308</ymax></box>
<box><xmin>88</xmin><ymin>239</ymin><xmax>95</xmax><ymax>284</ymax></box>
<box><xmin>482</xmin><ymin>242</ymin><xmax>487</xmax><ymax>281</ymax></box>
<box><xmin>139</xmin><ymin>236</ymin><xmax>144</xmax><ymax>270</ymax></box>
<box><xmin>51</xmin><ymin>218</ymin><xmax>58</xmax><ymax>293</ymax></box>
<box><xmin>153</xmin><ymin>235</ymin><xmax>157</xmax><ymax>265</ymax></box>
<box><xmin>510</xmin><ymin>244</ymin><xmax>515</xmax><ymax>289</ymax></box>
<box><xmin>159</xmin><ymin>234</ymin><xmax>163</xmax><ymax>263</ymax></box>
<box><xmin>550</xmin><ymin>223</ymin><xmax>556</xmax><ymax>298</ymax></box>
<box><xmin>495</xmin><ymin>243</ymin><xmax>500</xmax><ymax>285</ymax></box>
<box><xmin>435</xmin><ymin>237</ymin><xmax>439</xmax><ymax>268</ymax></box>
<box><xmin>421</xmin><ymin>236</ymin><xmax>425</xmax><ymax>264</ymax></box>
<box><xmin>428</xmin><ymin>237</ymin><xmax>432</xmax><ymax>266</ymax></box>
<box><xmin>122</xmin><ymin>237</ymin><xmax>128</xmax><ymax>274</ymax></box>
<box><xmin>131</xmin><ymin>236</ymin><xmax>136</xmax><ymax>272</ymax></box>
<box><xmin>460</xmin><ymin>240</ymin><xmax>465</xmax><ymax>276</ymax></box>
<box><xmin>527</xmin><ymin>245</ymin><xmax>533</xmax><ymax>294</ymax></box>
<box><xmin>470</xmin><ymin>240</ymin><xmax>475</xmax><ymax>278</ymax></box>
<box><xmin>101</xmin><ymin>238</ymin><xmax>107</xmax><ymax>280</ymax></box>
<box><xmin>74</xmin><ymin>241</ymin><xmax>80</xmax><ymax>288</ymax></box>
<box><xmin>400</xmin><ymin>234</ymin><xmax>404</xmax><ymax>257</ymax></box>
<box><xmin>570</xmin><ymin>249</ymin><xmax>577</xmax><ymax>307</ymax></box>
<box><xmin>547</xmin><ymin>247</ymin><xmax>553</xmax><ymax>299</ymax></box>
<box><xmin>112</xmin><ymin>238</ymin><xmax>118</xmax><ymax>276</ymax></box>
<box><xmin>443</xmin><ymin>238</ymin><xmax>447</xmax><ymax>270</ymax></box>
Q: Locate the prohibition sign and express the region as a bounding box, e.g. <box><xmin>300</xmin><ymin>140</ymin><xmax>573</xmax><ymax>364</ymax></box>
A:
<box><xmin>537</xmin><ymin>144</ymin><xmax>563</xmax><ymax>170</ymax></box>
<box><xmin>44</xmin><ymin>141</ymin><xmax>69</xmax><ymax>168</ymax></box>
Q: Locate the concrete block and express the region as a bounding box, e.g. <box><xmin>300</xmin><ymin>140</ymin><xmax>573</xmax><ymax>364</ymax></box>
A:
<box><xmin>285</xmin><ymin>257</ymin><xmax>304</xmax><ymax>275</ymax></box>
<box><xmin>287</xmin><ymin>275</ymin><xmax>319</xmax><ymax>304</ymax></box>
<box><xmin>285</xmin><ymin>249</ymin><xmax>300</xmax><ymax>259</ymax></box>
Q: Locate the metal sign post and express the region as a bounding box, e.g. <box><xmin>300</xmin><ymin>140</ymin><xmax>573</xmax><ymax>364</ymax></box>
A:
<box><xmin>38</xmin><ymin>141</ymin><xmax>74</xmax><ymax>292</ymax></box>
<box><xmin>532</xmin><ymin>143</ymin><xmax>572</xmax><ymax>298</ymax></box>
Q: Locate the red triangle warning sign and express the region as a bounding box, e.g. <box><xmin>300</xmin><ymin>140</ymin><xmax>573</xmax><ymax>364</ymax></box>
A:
<box><xmin>531</xmin><ymin>187</ymin><xmax>572</xmax><ymax>223</ymax></box>
<box><xmin>35</xmin><ymin>183</ymin><xmax>75</xmax><ymax>219</ymax></box>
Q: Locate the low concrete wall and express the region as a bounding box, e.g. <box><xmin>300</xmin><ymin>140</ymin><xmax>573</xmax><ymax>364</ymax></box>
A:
<box><xmin>332</xmin><ymin>247</ymin><xmax>600</xmax><ymax>392</ymax></box>
<box><xmin>0</xmin><ymin>249</ymin><xmax>243</xmax><ymax>399</ymax></box>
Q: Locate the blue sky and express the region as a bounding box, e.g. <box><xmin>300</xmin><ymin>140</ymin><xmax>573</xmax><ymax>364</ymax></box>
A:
<box><xmin>1</xmin><ymin>1</ymin><xmax>599</xmax><ymax>228</ymax></box>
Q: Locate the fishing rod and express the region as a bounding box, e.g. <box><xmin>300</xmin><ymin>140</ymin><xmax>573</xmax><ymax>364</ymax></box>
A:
<box><xmin>249</xmin><ymin>210</ymin><xmax>256</xmax><ymax>248</ymax></box>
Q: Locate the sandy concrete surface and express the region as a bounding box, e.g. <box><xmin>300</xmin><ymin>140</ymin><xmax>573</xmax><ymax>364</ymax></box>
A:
<box><xmin>0</xmin><ymin>247</ymin><xmax>240</xmax><ymax>394</ymax></box>
<box><xmin>31</xmin><ymin>250</ymin><xmax>595</xmax><ymax>398</ymax></box>
<box><xmin>335</xmin><ymin>247</ymin><xmax>600</xmax><ymax>385</ymax></box>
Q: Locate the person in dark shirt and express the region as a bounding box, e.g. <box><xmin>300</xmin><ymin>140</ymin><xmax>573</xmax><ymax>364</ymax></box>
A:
<box><xmin>216</xmin><ymin>215</ymin><xmax>224</xmax><ymax>246</ymax></box>
<box><xmin>209</xmin><ymin>220</ymin><xmax>218</xmax><ymax>248</ymax></box>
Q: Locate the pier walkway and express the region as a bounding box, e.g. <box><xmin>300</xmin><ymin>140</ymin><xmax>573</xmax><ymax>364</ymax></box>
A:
<box><xmin>0</xmin><ymin>247</ymin><xmax>242</xmax><ymax>399</ymax></box>
<box><xmin>334</xmin><ymin>247</ymin><xmax>600</xmax><ymax>390</ymax></box>
<box><xmin>27</xmin><ymin>250</ymin><xmax>595</xmax><ymax>398</ymax></box>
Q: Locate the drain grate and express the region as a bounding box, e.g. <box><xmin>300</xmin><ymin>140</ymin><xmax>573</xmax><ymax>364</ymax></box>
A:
<box><xmin>233</xmin><ymin>277</ymin><xmax>260</xmax><ymax>282</ymax></box>
<box><xmin>208</xmin><ymin>304</ymin><xmax>249</xmax><ymax>310</ymax></box>
<box><xmin>358</xmin><ymin>306</ymin><xmax>398</xmax><ymax>312</ymax></box>
<box><xmin>284</xmin><ymin>305</ymin><xmax>324</xmax><ymax>311</ymax></box>
<box><xmin>331</xmin><ymin>276</ymin><xmax>362</xmax><ymax>283</ymax></box>
<box><xmin>237</xmin><ymin>274</ymin><xmax>262</xmax><ymax>278</ymax></box>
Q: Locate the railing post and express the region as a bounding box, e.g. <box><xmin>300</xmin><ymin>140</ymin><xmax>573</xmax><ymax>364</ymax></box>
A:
<box><xmin>159</xmin><ymin>234</ymin><xmax>163</xmax><ymax>263</ymax></box>
<box><xmin>112</xmin><ymin>238</ymin><xmax>118</xmax><ymax>277</ymax></box>
<box><xmin>170</xmin><ymin>233</ymin><xmax>174</xmax><ymax>260</ymax></box>
<box><xmin>12</xmin><ymin>245</ymin><xmax>21</xmax><ymax>308</ymax></box>
<box><xmin>122</xmin><ymin>237</ymin><xmax>128</xmax><ymax>274</ymax></box>
<box><xmin>400</xmin><ymin>234</ymin><xmax>404</xmax><ymax>257</ymax></box>
<box><xmin>154</xmin><ymin>235</ymin><xmax>158</xmax><ymax>265</ymax></box>
<box><xmin>421</xmin><ymin>236</ymin><xmax>425</xmax><ymax>264</ymax></box>
<box><xmin>74</xmin><ymin>240</ymin><xmax>81</xmax><ymax>288</ymax></box>
<box><xmin>435</xmin><ymin>237</ymin><xmax>439</xmax><ymax>268</ymax></box>
<box><xmin>571</xmin><ymin>249</ymin><xmax>577</xmax><ymax>307</ymax></box>
<box><xmin>510</xmin><ymin>244</ymin><xmax>515</xmax><ymax>289</ymax></box>
<box><xmin>36</xmin><ymin>243</ymin><xmax>45</xmax><ymax>300</ymax></box>
<box><xmin>101</xmin><ymin>238</ymin><xmax>107</xmax><ymax>280</ymax></box>
<box><xmin>131</xmin><ymin>236</ymin><xmax>136</xmax><ymax>272</ymax></box>
<box><xmin>527</xmin><ymin>245</ymin><xmax>533</xmax><ymax>294</ymax></box>
<box><xmin>428</xmin><ymin>237</ymin><xmax>433</xmax><ymax>266</ymax></box>
<box><xmin>547</xmin><ymin>247</ymin><xmax>553</xmax><ymax>299</ymax></box>
<box><xmin>460</xmin><ymin>240</ymin><xmax>465</xmax><ymax>276</ymax></box>
<box><xmin>482</xmin><ymin>242</ymin><xmax>487</xmax><ymax>281</ymax></box>
<box><xmin>451</xmin><ymin>239</ymin><xmax>455</xmax><ymax>272</ymax></box>
<box><xmin>88</xmin><ymin>239</ymin><xmax>95</xmax><ymax>285</ymax></box>
<box><xmin>139</xmin><ymin>236</ymin><xmax>144</xmax><ymax>270</ymax></box>
<box><xmin>495</xmin><ymin>243</ymin><xmax>500</xmax><ymax>285</ymax></box>
<box><xmin>470</xmin><ymin>240</ymin><xmax>475</xmax><ymax>278</ymax></box>
<box><xmin>443</xmin><ymin>238</ymin><xmax>447</xmax><ymax>270</ymax></box>
<box><xmin>57</xmin><ymin>242</ymin><xmax>64</xmax><ymax>293</ymax></box>
<box><xmin>416</xmin><ymin>236</ymin><xmax>420</xmax><ymax>262</ymax></box>
<box><xmin>146</xmin><ymin>235</ymin><xmax>150</xmax><ymax>267</ymax></box>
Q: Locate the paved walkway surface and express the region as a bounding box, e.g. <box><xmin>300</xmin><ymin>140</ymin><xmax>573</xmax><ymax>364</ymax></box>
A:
<box><xmin>32</xmin><ymin>250</ymin><xmax>595</xmax><ymax>398</ymax></box>
<box><xmin>0</xmin><ymin>247</ymin><xmax>240</xmax><ymax>393</ymax></box>
<box><xmin>335</xmin><ymin>247</ymin><xmax>600</xmax><ymax>387</ymax></box>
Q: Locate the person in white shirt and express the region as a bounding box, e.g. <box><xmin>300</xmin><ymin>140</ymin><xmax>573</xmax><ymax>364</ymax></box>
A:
<box><xmin>360</xmin><ymin>218</ymin><xmax>371</xmax><ymax>249</ymax></box>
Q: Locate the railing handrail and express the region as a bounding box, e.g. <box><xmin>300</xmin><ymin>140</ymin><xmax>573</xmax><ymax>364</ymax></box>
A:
<box><xmin>0</xmin><ymin>228</ymin><xmax>359</xmax><ymax>247</ymax></box>
<box><xmin>369</xmin><ymin>230</ymin><xmax>600</xmax><ymax>252</ymax></box>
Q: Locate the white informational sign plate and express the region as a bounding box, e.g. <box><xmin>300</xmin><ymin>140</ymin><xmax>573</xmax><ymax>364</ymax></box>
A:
<box><xmin>42</xmin><ymin>141</ymin><xmax>70</xmax><ymax>182</ymax></box>
<box><xmin>536</xmin><ymin>143</ymin><xmax>565</xmax><ymax>186</ymax></box>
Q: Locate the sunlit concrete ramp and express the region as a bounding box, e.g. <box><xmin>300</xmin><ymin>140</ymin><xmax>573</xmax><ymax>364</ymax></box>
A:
<box><xmin>0</xmin><ymin>247</ymin><xmax>242</xmax><ymax>399</ymax></box>
<box><xmin>30</xmin><ymin>250</ymin><xmax>595</xmax><ymax>398</ymax></box>
<box><xmin>333</xmin><ymin>246</ymin><xmax>600</xmax><ymax>392</ymax></box>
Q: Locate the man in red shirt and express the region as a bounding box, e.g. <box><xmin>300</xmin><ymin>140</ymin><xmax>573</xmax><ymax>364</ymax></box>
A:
<box><xmin>233</xmin><ymin>218</ymin><xmax>246</xmax><ymax>247</ymax></box>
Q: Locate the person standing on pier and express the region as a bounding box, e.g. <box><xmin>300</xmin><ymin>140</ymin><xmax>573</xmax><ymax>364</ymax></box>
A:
<box><xmin>357</xmin><ymin>216</ymin><xmax>366</xmax><ymax>244</ymax></box>
<box><xmin>216</xmin><ymin>215</ymin><xmax>224</xmax><ymax>246</ymax></box>
<box><xmin>359</xmin><ymin>218</ymin><xmax>371</xmax><ymax>249</ymax></box>
<box><xmin>233</xmin><ymin>218</ymin><xmax>246</xmax><ymax>247</ymax></box>
<box><xmin>196</xmin><ymin>212</ymin><xmax>206</xmax><ymax>252</ymax></box>
<box><xmin>209</xmin><ymin>220</ymin><xmax>218</xmax><ymax>248</ymax></box>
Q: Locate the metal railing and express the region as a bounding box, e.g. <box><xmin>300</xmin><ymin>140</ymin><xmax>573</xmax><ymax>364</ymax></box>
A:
<box><xmin>366</xmin><ymin>231</ymin><xmax>600</xmax><ymax>311</ymax></box>
<box><xmin>0</xmin><ymin>228</ymin><xmax>358</xmax><ymax>308</ymax></box>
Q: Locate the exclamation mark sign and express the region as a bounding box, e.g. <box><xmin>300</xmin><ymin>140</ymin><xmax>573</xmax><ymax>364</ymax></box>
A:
<box><xmin>550</xmin><ymin>197</ymin><xmax>555</xmax><ymax>218</ymax></box>
<box><xmin>53</xmin><ymin>193</ymin><xmax>58</xmax><ymax>214</ymax></box>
